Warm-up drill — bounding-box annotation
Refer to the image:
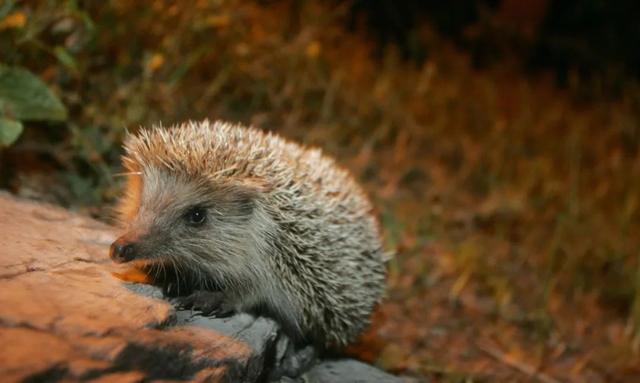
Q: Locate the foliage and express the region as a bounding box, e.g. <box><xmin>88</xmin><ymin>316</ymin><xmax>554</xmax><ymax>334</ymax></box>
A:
<box><xmin>0</xmin><ymin>117</ymin><xmax>22</xmax><ymax>146</ymax></box>
<box><xmin>0</xmin><ymin>66</ymin><xmax>67</xmax><ymax>146</ymax></box>
<box><xmin>0</xmin><ymin>1</ymin><xmax>68</xmax><ymax>146</ymax></box>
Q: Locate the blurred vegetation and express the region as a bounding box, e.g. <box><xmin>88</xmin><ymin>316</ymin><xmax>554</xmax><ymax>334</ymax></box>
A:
<box><xmin>1</xmin><ymin>0</ymin><xmax>639</xmax><ymax>381</ymax></box>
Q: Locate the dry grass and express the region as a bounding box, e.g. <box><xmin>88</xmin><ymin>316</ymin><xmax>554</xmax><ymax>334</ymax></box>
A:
<box><xmin>2</xmin><ymin>1</ymin><xmax>640</xmax><ymax>381</ymax></box>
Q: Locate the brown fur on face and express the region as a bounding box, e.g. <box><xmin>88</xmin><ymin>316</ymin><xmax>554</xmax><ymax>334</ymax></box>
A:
<box><xmin>113</xmin><ymin>120</ymin><xmax>388</xmax><ymax>348</ymax></box>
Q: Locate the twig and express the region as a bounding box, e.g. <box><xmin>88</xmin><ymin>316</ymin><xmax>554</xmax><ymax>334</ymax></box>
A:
<box><xmin>477</xmin><ymin>340</ymin><xmax>562</xmax><ymax>383</ymax></box>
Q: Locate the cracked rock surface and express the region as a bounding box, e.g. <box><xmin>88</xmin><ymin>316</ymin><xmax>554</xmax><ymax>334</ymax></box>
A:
<box><xmin>0</xmin><ymin>193</ymin><xmax>406</xmax><ymax>382</ymax></box>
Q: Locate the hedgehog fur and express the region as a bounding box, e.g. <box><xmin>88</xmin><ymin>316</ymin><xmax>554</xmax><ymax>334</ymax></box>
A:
<box><xmin>113</xmin><ymin>120</ymin><xmax>387</xmax><ymax>348</ymax></box>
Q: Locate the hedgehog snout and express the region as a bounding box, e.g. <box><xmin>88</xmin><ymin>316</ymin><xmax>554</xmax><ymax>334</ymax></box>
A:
<box><xmin>110</xmin><ymin>236</ymin><xmax>137</xmax><ymax>263</ymax></box>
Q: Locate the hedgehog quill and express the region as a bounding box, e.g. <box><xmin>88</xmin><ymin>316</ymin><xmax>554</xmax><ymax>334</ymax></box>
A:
<box><xmin>110</xmin><ymin>120</ymin><xmax>387</xmax><ymax>348</ymax></box>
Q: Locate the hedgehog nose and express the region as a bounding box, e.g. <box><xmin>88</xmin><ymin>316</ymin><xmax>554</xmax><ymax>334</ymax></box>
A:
<box><xmin>110</xmin><ymin>238</ymin><xmax>136</xmax><ymax>263</ymax></box>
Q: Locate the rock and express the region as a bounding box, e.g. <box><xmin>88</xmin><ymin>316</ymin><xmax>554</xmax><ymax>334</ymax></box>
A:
<box><xmin>302</xmin><ymin>359</ymin><xmax>411</xmax><ymax>383</ymax></box>
<box><xmin>0</xmin><ymin>192</ymin><xmax>403</xmax><ymax>382</ymax></box>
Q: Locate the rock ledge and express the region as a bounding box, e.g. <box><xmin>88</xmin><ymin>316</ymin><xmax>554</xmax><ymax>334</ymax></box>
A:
<box><xmin>0</xmin><ymin>193</ymin><xmax>405</xmax><ymax>382</ymax></box>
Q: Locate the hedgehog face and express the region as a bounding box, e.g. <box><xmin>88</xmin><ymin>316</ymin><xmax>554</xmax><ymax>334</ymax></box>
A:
<box><xmin>110</xmin><ymin>167</ymin><xmax>267</xmax><ymax>285</ymax></box>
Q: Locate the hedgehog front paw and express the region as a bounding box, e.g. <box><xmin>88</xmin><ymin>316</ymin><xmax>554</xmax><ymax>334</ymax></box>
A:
<box><xmin>172</xmin><ymin>290</ymin><xmax>234</xmax><ymax>317</ymax></box>
<box><xmin>160</xmin><ymin>279</ymin><xmax>194</xmax><ymax>298</ymax></box>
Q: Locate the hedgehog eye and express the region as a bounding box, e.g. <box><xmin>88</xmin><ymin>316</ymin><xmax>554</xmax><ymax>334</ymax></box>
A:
<box><xmin>184</xmin><ymin>206</ymin><xmax>207</xmax><ymax>227</ymax></box>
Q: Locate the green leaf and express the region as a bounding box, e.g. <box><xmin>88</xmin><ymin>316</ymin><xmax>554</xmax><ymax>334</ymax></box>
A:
<box><xmin>0</xmin><ymin>117</ymin><xmax>23</xmax><ymax>146</ymax></box>
<box><xmin>0</xmin><ymin>66</ymin><xmax>68</xmax><ymax>121</ymax></box>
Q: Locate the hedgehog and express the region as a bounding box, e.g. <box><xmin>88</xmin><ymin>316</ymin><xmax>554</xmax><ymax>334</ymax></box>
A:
<box><xmin>109</xmin><ymin>120</ymin><xmax>387</xmax><ymax>348</ymax></box>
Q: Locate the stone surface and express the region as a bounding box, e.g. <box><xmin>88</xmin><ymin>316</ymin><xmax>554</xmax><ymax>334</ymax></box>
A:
<box><xmin>302</xmin><ymin>359</ymin><xmax>408</xmax><ymax>383</ymax></box>
<box><xmin>0</xmin><ymin>193</ymin><xmax>405</xmax><ymax>382</ymax></box>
